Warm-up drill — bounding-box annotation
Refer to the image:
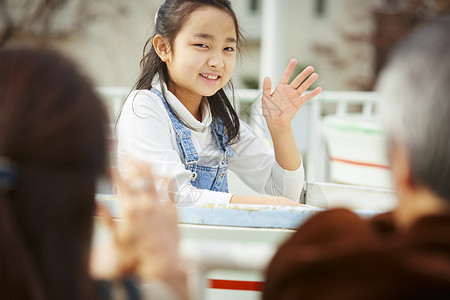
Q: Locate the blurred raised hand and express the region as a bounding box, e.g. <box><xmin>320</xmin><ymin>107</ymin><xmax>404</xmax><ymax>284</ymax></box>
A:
<box><xmin>92</xmin><ymin>160</ymin><xmax>187</xmax><ymax>299</ymax></box>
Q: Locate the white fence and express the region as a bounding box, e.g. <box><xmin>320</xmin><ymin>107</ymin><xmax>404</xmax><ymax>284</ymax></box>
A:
<box><xmin>237</xmin><ymin>89</ymin><xmax>380</xmax><ymax>182</ymax></box>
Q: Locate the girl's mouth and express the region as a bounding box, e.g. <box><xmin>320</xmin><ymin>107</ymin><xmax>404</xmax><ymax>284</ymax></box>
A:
<box><xmin>200</xmin><ymin>73</ymin><xmax>220</xmax><ymax>80</ymax></box>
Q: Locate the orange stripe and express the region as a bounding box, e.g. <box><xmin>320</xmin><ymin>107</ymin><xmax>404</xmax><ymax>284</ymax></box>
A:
<box><xmin>208</xmin><ymin>279</ymin><xmax>263</xmax><ymax>291</ymax></box>
<box><xmin>330</xmin><ymin>157</ymin><xmax>390</xmax><ymax>170</ymax></box>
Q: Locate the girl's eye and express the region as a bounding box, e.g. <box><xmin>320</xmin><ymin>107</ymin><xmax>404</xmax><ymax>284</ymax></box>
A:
<box><xmin>224</xmin><ymin>47</ymin><xmax>235</xmax><ymax>52</ymax></box>
<box><xmin>195</xmin><ymin>44</ymin><xmax>208</xmax><ymax>48</ymax></box>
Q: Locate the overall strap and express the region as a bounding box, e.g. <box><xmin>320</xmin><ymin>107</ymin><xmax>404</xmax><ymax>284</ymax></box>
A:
<box><xmin>210</xmin><ymin>119</ymin><xmax>234</xmax><ymax>163</ymax></box>
<box><xmin>150</xmin><ymin>89</ymin><xmax>199</xmax><ymax>165</ymax></box>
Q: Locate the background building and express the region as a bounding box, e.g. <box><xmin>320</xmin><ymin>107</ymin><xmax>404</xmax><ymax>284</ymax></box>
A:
<box><xmin>3</xmin><ymin>0</ymin><xmax>447</xmax><ymax>91</ymax></box>
<box><xmin>0</xmin><ymin>0</ymin><xmax>378</xmax><ymax>91</ymax></box>
<box><xmin>0</xmin><ymin>0</ymin><xmax>450</xmax><ymax>91</ymax></box>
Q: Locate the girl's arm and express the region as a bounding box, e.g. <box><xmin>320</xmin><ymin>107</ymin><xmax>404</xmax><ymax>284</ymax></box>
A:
<box><xmin>228</xmin><ymin>121</ymin><xmax>305</xmax><ymax>203</ymax></box>
<box><xmin>262</xmin><ymin>59</ymin><xmax>322</xmax><ymax>171</ymax></box>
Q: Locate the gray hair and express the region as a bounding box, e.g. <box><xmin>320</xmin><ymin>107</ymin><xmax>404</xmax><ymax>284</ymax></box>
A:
<box><xmin>376</xmin><ymin>16</ymin><xmax>450</xmax><ymax>201</ymax></box>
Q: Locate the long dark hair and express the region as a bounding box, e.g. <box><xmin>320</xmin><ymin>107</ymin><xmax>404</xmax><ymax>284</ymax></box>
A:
<box><xmin>118</xmin><ymin>0</ymin><xmax>243</xmax><ymax>144</ymax></box>
<box><xmin>0</xmin><ymin>48</ymin><xmax>108</xmax><ymax>299</ymax></box>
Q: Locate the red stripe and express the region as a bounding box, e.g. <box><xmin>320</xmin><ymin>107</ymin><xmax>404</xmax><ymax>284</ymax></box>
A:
<box><xmin>330</xmin><ymin>157</ymin><xmax>390</xmax><ymax>170</ymax></box>
<box><xmin>208</xmin><ymin>279</ymin><xmax>263</xmax><ymax>291</ymax></box>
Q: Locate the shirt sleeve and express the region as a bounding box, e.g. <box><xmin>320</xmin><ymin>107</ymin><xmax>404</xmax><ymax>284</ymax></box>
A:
<box><xmin>117</xmin><ymin>90</ymin><xmax>232</xmax><ymax>206</ymax></box>
<box><xmin>229</xmin><ymin>121</ymin><xmax>305</xmax><ymax>201</ymax></box>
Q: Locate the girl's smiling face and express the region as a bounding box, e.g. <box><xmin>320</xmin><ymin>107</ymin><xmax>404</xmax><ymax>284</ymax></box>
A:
<box><xmin>162</xmin><ymin>6</ymin><xmax>237</xmax><ymax>104</ymax></box>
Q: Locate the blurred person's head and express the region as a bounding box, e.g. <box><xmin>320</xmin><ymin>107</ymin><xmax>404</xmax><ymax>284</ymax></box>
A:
<box><xmin>0</xmin><ymin>47</ymin><xmax>108</xmax><ymax>299</ymax></box>
<box><xmin>377</xmin><ymin>16</ymin><xmax>450</xmax><ymax>226</ymax></box>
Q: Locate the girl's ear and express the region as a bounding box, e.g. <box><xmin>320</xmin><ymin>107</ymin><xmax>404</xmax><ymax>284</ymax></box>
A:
<box><xmin>153</xmin><ymin>34</ymin><xmax>170</xmax><ymax>62</ymax></box>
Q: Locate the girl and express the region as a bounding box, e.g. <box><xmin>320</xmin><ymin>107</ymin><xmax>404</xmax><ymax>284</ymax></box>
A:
<box><xmin>117</xmin><ymin>0</ymin><xmax>322</xmax><ymax>206</ymax></box>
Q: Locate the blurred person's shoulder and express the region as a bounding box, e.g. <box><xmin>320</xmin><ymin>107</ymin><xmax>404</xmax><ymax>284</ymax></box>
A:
<box><xmin>265</xmin><ymin>209</ymin><xmax>450</xmax><ymax>300</ymax></box>
<box><xmin>268</xmin><ymin>208</ymin><xmax>401</xmax><ymax>277</ymax></box>
<box><xmin>280</xmin><ymin>207</ymin><xmax>450</xmax><ymax>253</ymax></box>
<box><xmin>282</xmin><ymin>208</ymin><xmax>391</xmax><ymax>251</ymax></box>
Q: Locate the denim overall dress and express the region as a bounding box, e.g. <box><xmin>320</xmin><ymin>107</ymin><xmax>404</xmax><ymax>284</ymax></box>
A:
<box><xmin>151</xmin><ymin>89</ymin><xmax>233</xmax><ymax>192</ymax></box>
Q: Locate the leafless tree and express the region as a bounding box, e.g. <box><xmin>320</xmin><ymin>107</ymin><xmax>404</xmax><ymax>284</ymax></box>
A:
<box><xmin>373</xmin><ymin>0</ymin><xmax>450</xmax><ymax>76</ymax></box>
<box><xmin>0</xmin><ymin>0</ymin><xmax>125</xmax><ymax>48</ymax></box>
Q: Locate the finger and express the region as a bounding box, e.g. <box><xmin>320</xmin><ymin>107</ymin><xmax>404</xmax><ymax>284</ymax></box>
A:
<box><xmin>279</xmin><ymin>59</ymin><xmax>297</xmax><ymax>85</ymax></box>
<box><xmin>111</xmin><ymin>167</ymin><xmax>127</xmax><ymax>196</ymax></box>
<box><xmin>299</xmin><ymin>87</ymin><xmax>322</xmax><ymax>105</ymax></box>
<box><xmin>262</xmin><ymin>76</ymin><xmax>272</xmax><ymax>97</ymax></box>
<box><xmin>297</xmin><ymin>73</ymin><xmax>319</xmax><ymax>96</ymax></box>
<box><xmin>131</xmin><ymin>161</ymin><xmax>158</xmax><ymax>199</ymax></box>
<box><xmin>112</xmin><ymin>160</ymin><xmax>157</xmax><ymax>202</ymax></box>
<box><xmin>111</xmin><ymin>168</ymin><xmax>135</xmax><ymax>216</ymax></box>
<box><xmin>96</xmin><ymin>203</ymin><xmax>116</xmax><ymax>233</ymax></box>
<box><xmin>289</xmin><ymin>66</ymin><xmax>314</xmax><ymax>89</ymax></box>
<box><xmin>158</xmin><ymin>177</ymin><xmax>172</xmax><ymax>203</ymax></box>
<box><xmin>109</xmin><ymin>167</ymin><xmax>120</xmax><ymax>195</ymax></box>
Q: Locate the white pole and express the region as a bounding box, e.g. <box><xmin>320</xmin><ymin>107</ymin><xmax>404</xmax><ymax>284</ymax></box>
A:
<box><xmin>259</xmin><ymin>0</ymin><xmax>286</xmax><ymax>88</ymax></box>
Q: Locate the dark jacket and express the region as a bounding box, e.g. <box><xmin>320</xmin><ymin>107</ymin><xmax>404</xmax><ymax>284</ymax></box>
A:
<box><xmin>263</xmin><ymin>208</ymin><xmax>450</xmax><ymax>300</ymax></box>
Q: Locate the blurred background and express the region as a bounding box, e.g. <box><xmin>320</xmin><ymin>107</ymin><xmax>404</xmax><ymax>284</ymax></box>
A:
<box><xmin>2</xmin><ymin>0</ymin><xmax>449</xmax><ymax>90</ymax></box>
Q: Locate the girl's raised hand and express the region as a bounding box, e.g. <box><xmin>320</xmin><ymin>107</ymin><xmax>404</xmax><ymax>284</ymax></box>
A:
<box><xmin>262</xmin><ymin>59</ymin><xmax>322</xmax><ymax>130</ymax></box>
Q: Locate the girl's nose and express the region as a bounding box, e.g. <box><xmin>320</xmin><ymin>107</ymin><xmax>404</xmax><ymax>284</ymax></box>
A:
<box><xmin>208</xmin><ymin>52</ymin><xmax>224</xmax><ymax>69</ymax></box>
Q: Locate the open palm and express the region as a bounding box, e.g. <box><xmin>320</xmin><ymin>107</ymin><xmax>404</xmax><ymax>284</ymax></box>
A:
<box><xmin>262</xmin><ymin>59</ymin><xmax>322</xmax><ymax>130</ymax></box>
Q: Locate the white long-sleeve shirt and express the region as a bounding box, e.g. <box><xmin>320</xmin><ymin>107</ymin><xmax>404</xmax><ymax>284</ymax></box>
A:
<box><xmin>117</xmin><ymin>82</ymin><xmax>304</xmax><ymax>205</ymax></box>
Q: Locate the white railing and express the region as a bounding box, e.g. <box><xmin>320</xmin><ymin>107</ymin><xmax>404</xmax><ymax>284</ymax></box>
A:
<box><xmin>237</xmin><ymin>90</ymin><xmax>380</xmax><ymax>183</ymax></box>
